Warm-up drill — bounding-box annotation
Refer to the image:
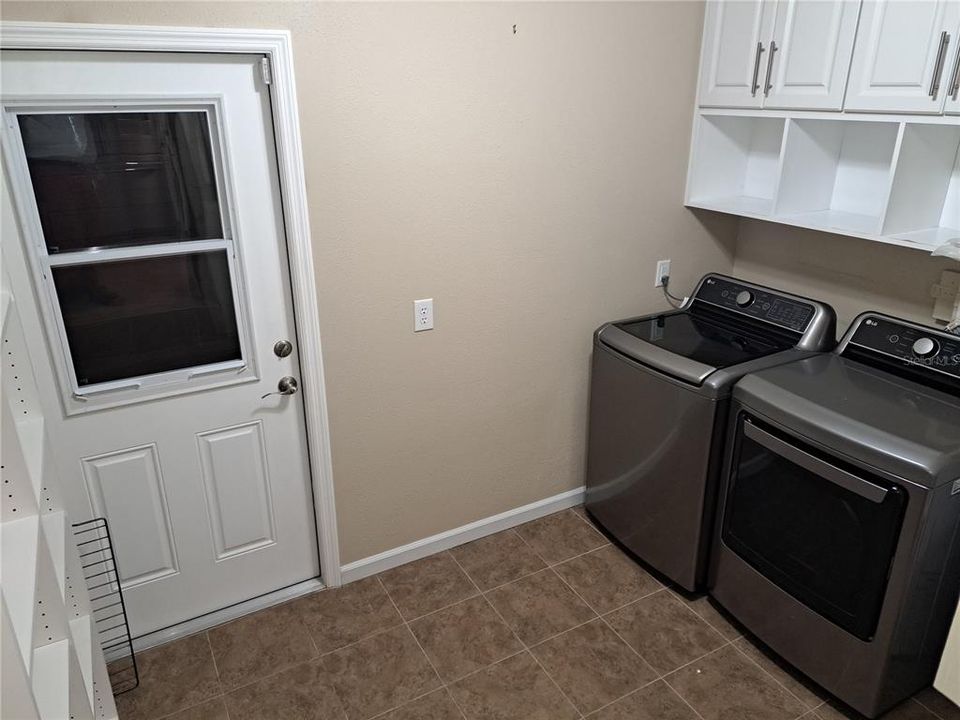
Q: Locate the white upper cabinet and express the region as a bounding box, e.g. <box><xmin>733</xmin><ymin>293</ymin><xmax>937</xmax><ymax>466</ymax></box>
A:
<box><xmin>699</xmin><ymin>0</ymin><xmax>860</xmax><ymax>111</ymax></box>
<box><xmin>764</xmin><ymin>0</ymin><xmax>862</xmax><ymax>110</ymax></box>
<box><xmin>699</xmin><ymin>1</ymin><xmax>776</xmax><ymax>108</ymax></box>
<box><xmin>845</xmin><ymin>0</ymin><xmax>960</xmax><ymax>113</ymax></box>
<box><xmin>944</xmin><ymin>34</ymin><xmax>960</xmax><ymax>113</ymax></box>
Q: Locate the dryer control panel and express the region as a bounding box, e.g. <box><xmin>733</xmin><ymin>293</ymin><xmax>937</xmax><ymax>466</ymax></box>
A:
<box><xmin>847</xmin><ymin>315</ymin><xmax>960</xmax><ymax>381</ymax></box>
<box><xmin>695</xmin><ymin>276</ymin><xmax>815</xmax><ymax>333</ymax></box>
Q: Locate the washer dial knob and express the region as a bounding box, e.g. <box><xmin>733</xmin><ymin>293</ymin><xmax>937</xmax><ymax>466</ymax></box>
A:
<box><xmin>912</xmin><ymin>337</ymin><xmax>939</xmax><ymax>358</ymax></box>
<box><xmin>735</xmin><ymin>290</ymin><xmax>754</xmax><ymax>308</ymax></box>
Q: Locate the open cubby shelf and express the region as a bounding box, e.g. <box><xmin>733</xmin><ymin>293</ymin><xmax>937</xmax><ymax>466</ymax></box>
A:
<box><xmin>686</xmin><ymin>112</ymin><xmax>960</xmax><ymax>253</ymax></box>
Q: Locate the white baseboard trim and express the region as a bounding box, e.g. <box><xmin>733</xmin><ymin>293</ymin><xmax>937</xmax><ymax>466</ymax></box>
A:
<box><xmin>132</xmin><ymin>577</ymin><xmax>325</xmax><ymax>652</ymax></box>
<box><xmin>340</xmin><ymin>486</ymin><xmax>586</xmax><ymax>584</ymax></box>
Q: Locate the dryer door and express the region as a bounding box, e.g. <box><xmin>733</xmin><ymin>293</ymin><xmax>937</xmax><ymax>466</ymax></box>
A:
<box><xmin>721</xmin><ymin>415</ymin><xmax>908</xmax><ymax>640</ymax></box>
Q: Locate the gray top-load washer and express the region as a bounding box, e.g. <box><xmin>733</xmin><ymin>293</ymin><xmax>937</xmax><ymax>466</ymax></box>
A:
<box><xmin>709</xmin><ymin>313</ymin><xmax>960</xmax><ymax>717</ymax></box>
<box><xmin>584</xmin><ymin>273</ymin><xmax>836</xmax><ymax>591</ymax></box>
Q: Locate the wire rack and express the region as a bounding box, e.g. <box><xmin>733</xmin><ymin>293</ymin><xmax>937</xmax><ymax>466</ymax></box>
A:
<box><xmin>73</xmin><ymin>517</ymin><xmax>139</xmax><ymax>695</ymax></box>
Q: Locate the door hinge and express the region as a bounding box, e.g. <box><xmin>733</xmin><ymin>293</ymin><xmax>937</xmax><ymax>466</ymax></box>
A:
<box><xmin>260</xmin><ymin>56</ymin><xmax>272</xmax><ymax>86</ymax></box>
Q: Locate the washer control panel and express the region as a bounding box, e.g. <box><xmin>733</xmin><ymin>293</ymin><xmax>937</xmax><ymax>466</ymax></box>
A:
<box><xmin>696</xmin><ymin>276</ymin><xmax>815</xmax><ymax>332</ymax></box>
<box><xmin>848</xmin><ymin>316</ymin><xmax>960</xmax><ymax>380</ymax></box>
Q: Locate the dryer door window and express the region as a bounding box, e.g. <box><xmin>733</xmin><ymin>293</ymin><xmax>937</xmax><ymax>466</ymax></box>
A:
<box><xmin>721</xmin><ymin>415</ymin><xmax>908</xmax><ymax>640</ymax></box>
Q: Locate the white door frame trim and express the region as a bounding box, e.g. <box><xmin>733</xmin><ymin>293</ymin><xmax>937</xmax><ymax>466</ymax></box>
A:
<box><xmin>0</xmin><ymin>21</ymin><xmax>343</xmax><ymax>587</ymax></box>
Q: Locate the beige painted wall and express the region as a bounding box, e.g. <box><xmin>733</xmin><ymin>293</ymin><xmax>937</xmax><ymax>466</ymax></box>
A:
<box><xmin>2</xmin><ymin>2</ymin><xmax>737</xmax><ymax>564</ymax></box>
<box><xmin>734</xmin><ymin>220</ymin><xmax>957</xmax><ymax>333</ymax></box>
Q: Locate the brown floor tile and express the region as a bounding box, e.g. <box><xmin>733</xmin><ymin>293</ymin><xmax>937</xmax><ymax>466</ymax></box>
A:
<box><xmin>161</xmin><ymin>697</ymin><xmax>229</xmax><ymax>720</ymax></box>
<box><xmin>589</xmin><ymin>680</ymin><xmax>698</xmax><ymax>720</ymax></box>
<box><xmin>449</xmin><ymin>652</ymin><xmax>578</xmax><ymax>720</ymax></box>
<box><xmin>813</xmin><ymin>698</ymin><xmax>937</xmax><ymax>720</ymax></box>
<box><xmin>515</xmin><ymin>510</ymin><xmax>607</xmax><ymax>565</ymax></box>
<box><xmin>665</xmin><ymin>643</ymin><xmax>807</xmax><ymax>720</ymax></box>
<box><xmin>670</xmin><ymin>589</ymin><xmax>743</xmax><ymax>640</ymax></box>
<box><xmin>530</xmin><ymin>618</ymin><xmax>658</xmax><ymax>714</ymax></box>
<box><xmin>409</xmin><ymin>596</ymin><xmax>522</xmax><ymax>682</ymax></box>
<box><xmin>605</xmin><ymin>590</ymin><xmax>725</xmax><ymax>674</ymax></box>
<box><xmin>486</xmin><ymin>569</ymin><xmax>596</xmax><ymax>645</ymax></box>
<box><xmin>555</xmin><ymin>545</ymin><xmax>661</xmax><ymax>614</ymax></box>
<box><xmin>449</xmin><ymin>530</ymin><xmax>546</xmax><ymax>590</ymax></box>
<box><xmin>223</xmin><ymin>660</ymin><xmax>344</xmax><ymax>720</ymax></box>
<box><xmin>207</xmin><ymin>600</ymin><xmax>316</xmax><ymax>690</ymax></box>
<box><xmin>379</xmin><ymin>689</ymin><xmax>463</xmax><ymax>720</ymax></box>
<box><xmin>735</xmin><ymin>636</ymin><xmax>826</xmax><ymax>709</ymax></box>
<box><xmin>293</xmin><ymin>577</ymin><xmax>402</xmax><ymax>653</ymax></box>
<box><xmin>322</xmin><ymin>625</ymin><xmax>440</xmax><ymax>720</ymax></box>
<box><xmin>379</xmin><ymin>553</ymin><xmax>476</xmax><ymax>620</ymax></box>
<box><xmin>114</xmin><ymin>633</ymin><xmax>220</xmax><ymax>720</ymax></box>
<box><xmin>914</xmin><ymin>687</ymin><xmax>960</xmax><ymax>720</ymax></box>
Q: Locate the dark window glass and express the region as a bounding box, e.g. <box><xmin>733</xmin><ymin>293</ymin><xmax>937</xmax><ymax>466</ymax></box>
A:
<box><xmin>616</xmin><ymin>304</ymin><xmax>797</xmax><ymax>369</ymax></box>
<box><xmin>19</xmin><ymin>112</ymin><xmax>222</xmax><ymax>253</ymax></box>
<box><xmin>722</xmin><ymin>416</ymin><xmax>907</xmax><ymax>640</ymax></box>
<box><xmin>52</xmin><ymin>251</ymin><xmax>241</xmax><ymax>386</ymax></box>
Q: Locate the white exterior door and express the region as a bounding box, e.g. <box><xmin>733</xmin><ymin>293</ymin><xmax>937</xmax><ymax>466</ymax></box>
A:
<box><xmin>845</xmin><ymin>0</ymin><xmax>960</xmax><ymax>113</ymax></box>
<box><xmin>699</xmin><ymin>0</ymin><xmax>777</xmax><ymax>108</ymax></box>
<box><xmin>1</xmin><ymin>50</ymin><xmax>320</xmax><ymax>636</ymax></box>
<box><xmin>763</xmin><ymin>0</ymin><xmax>861</xmax><ymax>110</ymax></box>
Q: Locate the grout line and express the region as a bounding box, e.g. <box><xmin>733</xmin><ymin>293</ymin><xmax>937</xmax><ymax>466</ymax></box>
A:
<box><xmin>667</xmin><ymin>587</ymin><xmax>743</xmax><ymax>641</ymax></box>
<box><xmin>728</xmin><ymin>637</ymin><xmax>825</xmax><ymax>714</ymax></box>
<box><xmin>912</xmin><ymin>694</ymin><xmax>952</xmax><ymax>720</ymax></box>
<box><xmin>546</xmin><ymin>562</ymin><xmax>664</xmax><ymax>683</ymax></box>
<box><xmin>448</xmin><ymin>549</ymin><xmax>585</xmax><ymax>719</ymax></box>
<box><xmin>205</xmin><ymin>631</ymin><xmax>222</xmax><ymax>686</ymax></box>
<box><xmin>662</xmin><ymin>674</ymin><xmax>711</xmax><ymax>720</ymax></box>
<box><xmin>373</xmin><ymin>572</ymin><xmax>463</xmax><ymax>720</ymax></box>
<box><xmin>580</xmin><ymin>675</ymin><xmax>664</xmax><ymax>717</ymax></box>
<box><xmin>152</xmin><ymin>693</ymin><xmax>229</xmax><ymax>720</ymax></box>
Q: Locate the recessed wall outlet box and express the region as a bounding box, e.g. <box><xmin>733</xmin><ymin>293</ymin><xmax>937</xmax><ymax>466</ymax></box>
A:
<box><xmin>655</xmin><ymin>259</ymin><xmax>671</xmax><ymax>288</ymax></box>
<box><xmin>414</xmin><ymin>298</ymin><xmax>434</xmax><ymax>332</ymax></box>
<box><xmin>931</xmin><ymin>270</ymin><xmax>960</xmax><ymax>323</ymax></box>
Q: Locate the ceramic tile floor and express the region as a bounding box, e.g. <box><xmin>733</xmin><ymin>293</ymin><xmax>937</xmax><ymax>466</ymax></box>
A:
<box><xmin>116</xmin><ymin>507</ymin><xmax>960</xmax><ymax>720</ymax></box>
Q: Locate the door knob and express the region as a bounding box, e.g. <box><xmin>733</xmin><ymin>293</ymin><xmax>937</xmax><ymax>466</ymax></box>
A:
<box><xmin>261</xmin><ymin>376</ymin><xmax>299</xmax><ymax>399</ymax></box>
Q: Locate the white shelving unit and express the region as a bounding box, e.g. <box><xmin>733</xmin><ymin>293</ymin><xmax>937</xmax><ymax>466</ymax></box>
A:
<box><xmin>1</xmin><ymin>278</ymin><xmax>118</xmax><ymax>720</ymax></box>
<box><xmin>686</xmin><ymin>110</ymin><xmax>960</xmax><ymax>252</ymax></box>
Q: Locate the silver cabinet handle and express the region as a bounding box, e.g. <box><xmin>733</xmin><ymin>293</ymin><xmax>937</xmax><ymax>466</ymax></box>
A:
<box><xmin>930</xmin><ymin>31</ymin><xmax>950</xmax><ymax>99</ymax></box>
<box><xmin>261</xmin><ymin>376</ymin><xmax>299</xmax><ymax>399</ymax></box>
<box><xmin>751</xmin><ymin>42</ymin><xmax>765</xmax><ymax>97</ymax></box>
<box><xmin>763</xmin><ymin>40</ymin><xmax>778</xmax><ymax>97</ymax></box>
<box><xmin>948</xmin><ymin>41</ymin><xmax>960</xmax><ymax>101</ymax></box>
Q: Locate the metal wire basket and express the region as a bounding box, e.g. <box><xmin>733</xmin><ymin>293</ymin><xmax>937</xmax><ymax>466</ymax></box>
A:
<box><xmin>73</xmin><ymin>517</ymin><xmax>139</xmax><ymax>695</ymax></box>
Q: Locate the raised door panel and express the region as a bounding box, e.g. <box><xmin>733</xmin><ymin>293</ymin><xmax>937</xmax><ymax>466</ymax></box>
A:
<box><xmin>80</xmin><ymin>444</ymin><xmax>179</xmax><ymax>587</ymax></box>
<box><xmin>699</xmin><ymin>0</ymin><xmax>777</xmax><ymax>108</ymax></box>
<box><xmin>196</xmin><ymin>422</ymin><xmax>277</xmax><ymax>561</ymax></box>
<box><xmin>845</xmin><ymin>0</ymin><xmax>960</xmax><ymax>113</ymax></box>
<box><xmin>764</xmin><ymin>0</ymin><xmax>861</xmax><ymax>110</ymax></box>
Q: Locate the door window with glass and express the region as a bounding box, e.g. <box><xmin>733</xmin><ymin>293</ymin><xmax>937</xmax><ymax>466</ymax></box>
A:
<box><xmin>13</xmin><ymin>108</ymin><xmax>253</xmax><ymax>406</ymax></box>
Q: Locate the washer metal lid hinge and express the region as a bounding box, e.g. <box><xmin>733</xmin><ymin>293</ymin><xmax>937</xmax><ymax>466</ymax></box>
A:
<box><xmin>260</xmin><ymin>56</ymin><xmax>272</xmax><ymax>86</ymax></box>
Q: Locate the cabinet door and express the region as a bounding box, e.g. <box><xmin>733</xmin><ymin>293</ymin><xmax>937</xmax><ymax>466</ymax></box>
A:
<box><xmin>699</xmin><ymin>1</ymin><xmax>777</xmax><ymax>108</ymax></box>
<box><xmin>845</xmin><ymin>0</ymin><xmax>960</xmax><ymax>113</ymax></box>
<box><xmin>763</xmin><ymin>0</ymin><xmax>861</xmax><ymax>110</ymax></box>
<box><xmin>944</xmin><ymin>39</ymin><xmax>960</xmax><ymax>112</ymax></box>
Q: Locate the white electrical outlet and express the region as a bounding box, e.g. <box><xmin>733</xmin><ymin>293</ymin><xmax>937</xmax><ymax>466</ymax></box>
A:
<box><xmin>655</xmin><ymin>259</ymin><xmax>671</xmax><ymax>288</ymax></box>
<box><xmin>414</xmin><ymin>298</ymin><xmax>434</xmax><ymax>332</ymax></box>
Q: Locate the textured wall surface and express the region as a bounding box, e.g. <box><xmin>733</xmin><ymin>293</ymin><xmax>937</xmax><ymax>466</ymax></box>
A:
<box><xmin>734</xmin><ymin>220</ymin><xmax>955</xmax><ymax>333</ymax></box>
<box><xmin>2</xmin><ymin>2</ymin><xmax>737</xmax><ymax>563</ymax></box>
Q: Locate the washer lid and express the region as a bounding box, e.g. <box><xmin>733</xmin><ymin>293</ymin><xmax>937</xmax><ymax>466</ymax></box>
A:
<box><xmin>735</xmin><ymin>354</ymin><xmax>960</xmax><ymax>488</ymax></box>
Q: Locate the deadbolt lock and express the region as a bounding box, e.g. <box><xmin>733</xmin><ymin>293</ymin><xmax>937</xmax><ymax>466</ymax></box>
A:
<box><xmin>273</xmin><ymin>340</ymin><xmax>293</xmax><ymax>358</ymax></box>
